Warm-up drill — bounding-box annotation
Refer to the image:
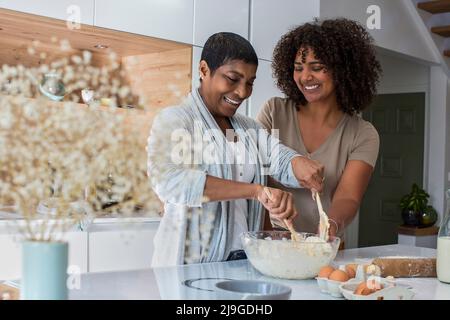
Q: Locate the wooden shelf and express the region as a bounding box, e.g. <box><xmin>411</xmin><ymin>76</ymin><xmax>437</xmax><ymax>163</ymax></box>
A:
<box><xmin>417</xmin><ymin>0</ymin><xmax>450</xmax><ymax>14</ymax></box>
<box><xmin>398</xmin><ymin>225</ymin><xmax>439</xmax><ymax>236</ymax></box>
<box><xmin>444</xmin><ymin>50</ymin><xmax>450</xmax><ymax>57</ymax></box>
<box><xmin>0</xmin><ymin>8</ymin><xmax>192</xmax><ymax>109</ymax></box>
<box><xmin>431</xmin><ymin>25</ymin><xmax>450</xmax><ymax>37</ymax></box>
<box><xmin>0</xmin><ymin>8</ymin><xmax>187</xmax><ymax>65</ymax></box>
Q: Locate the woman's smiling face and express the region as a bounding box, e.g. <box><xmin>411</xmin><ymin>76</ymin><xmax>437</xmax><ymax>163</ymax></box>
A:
<box><xmin>199</xmin><ymin>59</ymin><xmax>257</xmax><ymax>118</ymax></box>
<box><xmin>293</xmin><ymin>48</ymin><xmax>335</xmax><ymax>104</ymax></box>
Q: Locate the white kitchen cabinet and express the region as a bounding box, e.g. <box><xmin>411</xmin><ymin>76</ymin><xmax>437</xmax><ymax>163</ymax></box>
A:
<box><xmin>0</xmin><ymin>221</ymin><xmax>159</xmax><ymax>280</ymax></box>
<box><xmin>250</xmin><ymin>0</ymin><xmax>320</xmax><ymax>61</ymax></box>
<box><xmin>0</xmin><ymin>0</ymin><xmax>94</xmax><ymax>25</ymax></box>
<box><xmin>192</xmin><ymin>46</ymin><xmax>202</xmax><ymax>90</ymax></box>
<box><xmin>248</xmin><ymin>59</ymin><xmax>283</xmax><ymax>118</ymax></box>
<box><xmin>94</xmin><ymin>0</ymin><xmax>194</xmax><ymax>44</ymax></box>
<box><xmin>88</xmin><ymin>223</ymin><xmax>159</xmax><ymax>273</ymax></box>
<box><xmin>0</xmin><ymin>233</ymin><xmax>21</xmax><ymax>280</ymax></box>
<box><xmin>0</xmin><ymin>231</ymin><xmax>88</xmax><ymax>281</ymax></box>
<box><xmin>193</xmin><ymin>0</ymin><xmax>249</xmax><ymax>47</ymax></box>
<box><xmin>66</xmin><ymin>231</ymin><xmax>88</xmax><ymax>274</ymax></box>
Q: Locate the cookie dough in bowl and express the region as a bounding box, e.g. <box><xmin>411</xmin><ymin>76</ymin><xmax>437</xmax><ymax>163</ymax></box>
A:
<box><xmin>241</xmin><ymin>231</ymin><xmax>340</xmax><ymax>279</ymax></box>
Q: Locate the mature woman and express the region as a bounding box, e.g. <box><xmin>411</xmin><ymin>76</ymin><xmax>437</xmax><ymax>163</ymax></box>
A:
<box><xmin>257</xmin><ymin>19</ymin><xmax>381</xmax><ymax>239</ymax></box>
<box><xmin>147</xmin><ymin>32</ymin><xmax>324</xmax><ymax>267</ymax></box>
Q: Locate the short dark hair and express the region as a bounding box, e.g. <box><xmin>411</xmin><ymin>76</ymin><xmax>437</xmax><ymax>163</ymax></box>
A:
<box><xmin>201</xmin><ymin>32</ymin><xmax>258</xmax><ymax>74</ymax></box>
<box><xmin>272</xmin><ymin>18</ymin><xmax>382</xmax><ymax>115</ymax></box>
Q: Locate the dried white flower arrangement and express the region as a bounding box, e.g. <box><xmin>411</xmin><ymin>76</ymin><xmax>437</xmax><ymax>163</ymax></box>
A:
<box><xmin>0</xmin><ymin>41</ymin><xmax>162</xmax><ymax>241</ymax></box>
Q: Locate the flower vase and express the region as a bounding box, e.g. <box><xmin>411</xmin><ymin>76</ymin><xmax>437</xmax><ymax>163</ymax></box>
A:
<box><xmin>21</xmin><ymin>241</ymin><xmax>68</xmax><ymax>300</ymax></box>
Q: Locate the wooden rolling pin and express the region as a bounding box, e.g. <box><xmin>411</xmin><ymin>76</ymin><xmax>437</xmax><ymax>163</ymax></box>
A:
<box><xmin>372</xmin><ymin>256</ymin><xmax>436</xmax><ymax>278</ymax></box>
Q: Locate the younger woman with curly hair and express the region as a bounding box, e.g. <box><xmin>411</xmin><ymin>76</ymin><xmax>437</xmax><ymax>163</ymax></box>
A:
<box><xmin>257</xmin><ymin>18</ymin><xmax>382</xmax><ymax>240</ymax></box>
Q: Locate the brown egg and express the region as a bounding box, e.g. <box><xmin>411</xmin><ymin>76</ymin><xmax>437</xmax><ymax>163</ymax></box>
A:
<box><xmin>345</xmin><ymin>264</ymin><xmax>356</xmax><ymax>278</ymax></box>
<box><xmin>354</xmin><ymin>280</ymin><xmax>384</xmax><ymax>295</ymax></box>
<box><xmin>318</xmin><ymin>266</ymin><xmax>335</xmax><ymax>278</ymax></box>
<box><xmin>347</xmin><ymin>263</ymin><xmax>358</xmax><ymax>270</ymax></box>
<box><xmin>328</xmin><ymin>269</ymin><xmax>349</xmax><ymax>282</ymax></box>
<box><xmin>354</xmin><ymin>282</ymin><xmax>373</xmax><ymax>295</ymax></box>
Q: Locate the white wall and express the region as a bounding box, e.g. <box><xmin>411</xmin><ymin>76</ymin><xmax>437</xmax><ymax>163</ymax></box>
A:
<box><xmin>247</xmin><ymin>0</ymin><xmax>320</xmax><ymax>118</ymax></box>
<box><xmin>0</xmin><ymin>0</ymin><xmax>94</xmax><ymax>24</ymax></box>
<box><xmin>427</xmin><ymin>66</ymin><xmax>448</xmax><ymax>223</ymax></box>
<box><xmin>248</xmin><ymin>59</ymin><xmax>283</xmax><ymax>118</ymax></box>
<box><xmin>376</xmin><ymin>50</ymin><xmax>430</xmax><ymax>94</ymax></box>
<box><xmin>193</xmin><ymin>0</ymin><xmax>249</xmax><ymax>47</ymax></box>
<box><xmin>445</xmin><ymin>79</ymin><xmax>450</xmax><ymax>215</ymax></box>
<box><xmin>320</xmin><ymin>0</ymin><xmax>441</xmax><ymax>64</ymax></box>
<box><xmin>250</xmin><ymin>0</ymin><xmax>320</xmax><ymax>61</ymax></box>
<box><xmin>94</xmin><ymin>0</ymin><xmax>194</xmax><ymax>44</ymax></box>
<box><xmin>191</xmin><ymin>46</ymin><xmax>202</xmax><ymax>90</ymax></box>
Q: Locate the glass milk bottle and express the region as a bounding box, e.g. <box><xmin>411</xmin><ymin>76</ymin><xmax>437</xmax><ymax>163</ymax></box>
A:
<box><xmin>437</xmin><ymin>189</ymin><xmax>450</xmax><ymax>283</ymax></box>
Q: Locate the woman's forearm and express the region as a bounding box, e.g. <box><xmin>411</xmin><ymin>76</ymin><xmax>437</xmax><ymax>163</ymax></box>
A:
<box><xmin>327</xmin><ymin>160</ymin><xmax>374</xmax><ymax>234</ymax></box>
<box><xmin>203</xmin><ymin>175</ymin><xmax>262</xmax><ymax>202</ymax></box>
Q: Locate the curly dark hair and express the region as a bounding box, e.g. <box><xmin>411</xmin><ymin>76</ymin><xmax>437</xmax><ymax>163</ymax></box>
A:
<box><xmin>272</xmin><ymin>18</ymin><xmax>382</xmax><ymax>115</ymax></box>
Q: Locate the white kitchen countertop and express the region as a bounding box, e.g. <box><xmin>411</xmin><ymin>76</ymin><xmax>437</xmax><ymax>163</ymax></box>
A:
<box><xmin>0</xmin><ymin>206</ymin><xmax>161</xmax><ymax>234</ymax></box>
<box><xmin>69</xmin><ymin>244</ymin><xmax>450</xmax><ymax>300</ymax></box>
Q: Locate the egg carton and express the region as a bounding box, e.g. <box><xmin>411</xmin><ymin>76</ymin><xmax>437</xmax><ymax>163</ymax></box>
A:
<box><xmin>315</xmin><ymin>263</ymin><xmax>415</xmax><ymax>299</ymax></box>
<box><xmin>339</xmin><ymin>278</ymin><xmax>415</xmax><ymax>300</ymax></box>
<box><xmin>316</xmin><ymin>273</ymin><xmax>415</xmax><ymax>300</ymax></box>
<box><xmin>315</xmin><ymin>276</ymin><xmax>346</xmax><ymax>298</ymax></box>
<box><xmin>315</xmin><ymin>263</ymin><xmax>361</xmax><ymax>298</ymax></box>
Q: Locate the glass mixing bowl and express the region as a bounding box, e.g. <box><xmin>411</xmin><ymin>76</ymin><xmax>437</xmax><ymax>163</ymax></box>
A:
<box><xmin>241</xmin><ymin>231</ymin><xmax>340</xmax><ymax>280</ymax></box>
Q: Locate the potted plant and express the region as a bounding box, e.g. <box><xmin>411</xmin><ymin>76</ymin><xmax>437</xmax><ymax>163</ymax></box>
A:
<box><xmin>0</xmin><ymin>43</ymin><xmax>161</xmax><ymax>299</ymax></box>
<box><xmin>399</xmin><ymin>183</ymin><xmax>437</xmax><ymax>228</ymax></box>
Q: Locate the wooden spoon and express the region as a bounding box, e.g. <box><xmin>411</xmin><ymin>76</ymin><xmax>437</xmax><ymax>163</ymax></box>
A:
<box><xmin>263</xmin><ymin>187</ymin><xmax>300</xmax><ymax>241</ymax></box>
<box><xmin>312</xmin><ymin>191</ymin><xmax>330</xmax><ymax>241</ymax></box>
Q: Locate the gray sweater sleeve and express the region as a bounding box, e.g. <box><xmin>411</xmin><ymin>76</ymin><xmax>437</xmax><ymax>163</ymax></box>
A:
<box><xmin>147</xmin><ymin>107</ymin><xmax>207</xmax><ymax>207</ymax></box>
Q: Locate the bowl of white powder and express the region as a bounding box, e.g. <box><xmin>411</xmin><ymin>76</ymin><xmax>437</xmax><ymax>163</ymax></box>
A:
<box><xmin>241</xmin><ymin>231</ymin><xmax>340</xmax><ymax>279</ymax></box>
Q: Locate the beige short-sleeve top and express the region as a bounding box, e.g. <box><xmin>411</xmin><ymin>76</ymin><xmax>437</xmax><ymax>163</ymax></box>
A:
<box><xmin>257</xmin><ymin>97</ymin><xmax>380</xmax><ymax>234</ymax></box>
